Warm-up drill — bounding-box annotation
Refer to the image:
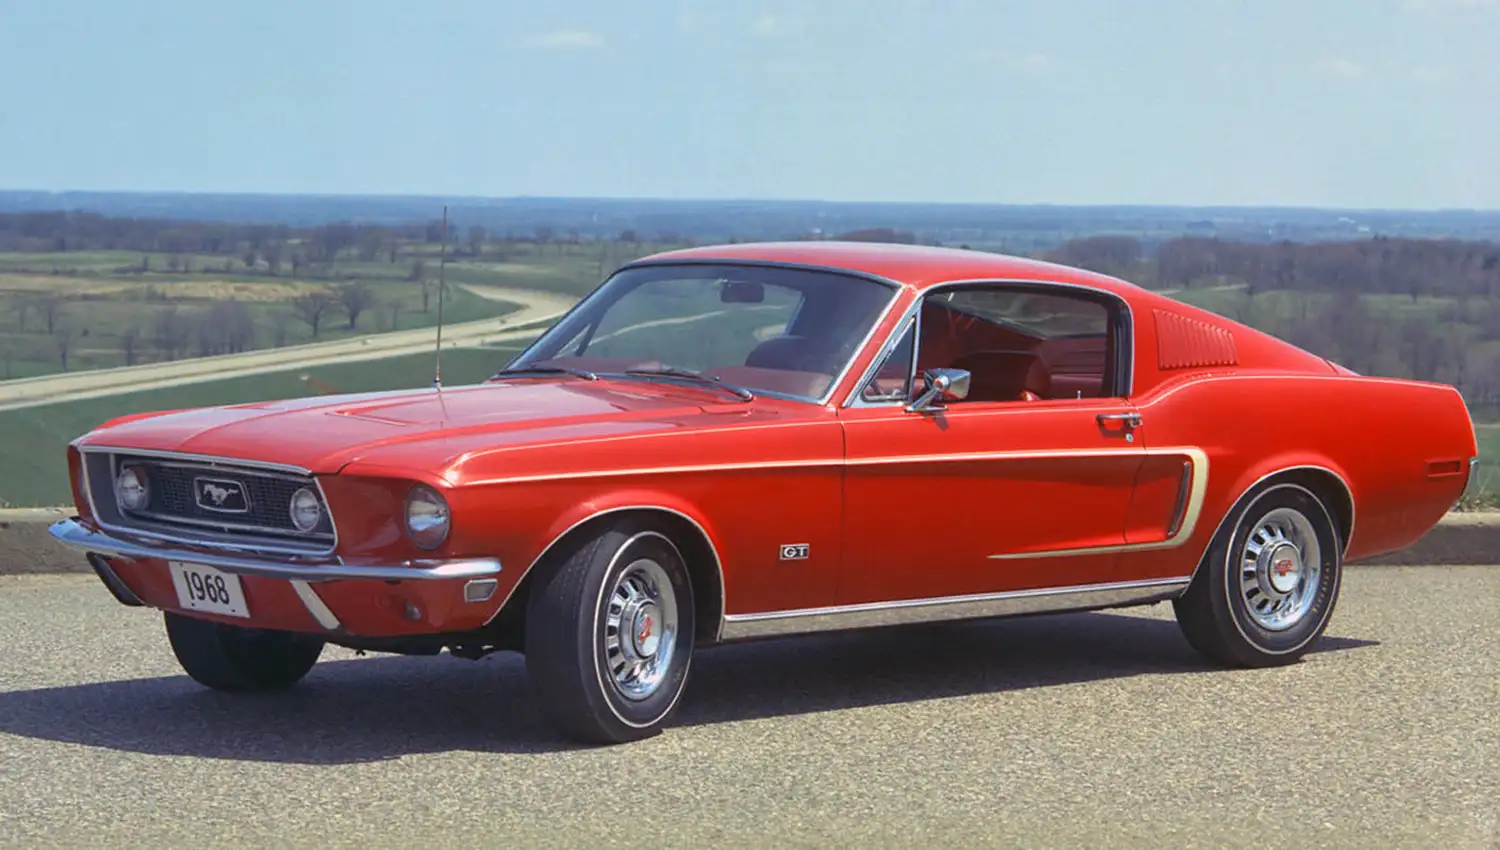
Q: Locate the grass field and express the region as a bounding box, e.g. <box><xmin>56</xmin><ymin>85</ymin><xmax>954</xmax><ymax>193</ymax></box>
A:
<box><xmin>0</xmin><ymin>276</ymin><xmax>521</xmax><ymax>379</ymax></box>
<box><xmin>0</xmin><ymin>343</ymin><xmax>530</xmax><ymax>508</ymax></box>
<box><xmin>0</xmin><ymin>240</ymin><xmax>688</xmax><ymax>381</ymax></box>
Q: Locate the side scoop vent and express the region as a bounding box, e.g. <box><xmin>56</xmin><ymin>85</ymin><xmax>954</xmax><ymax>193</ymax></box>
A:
<box><xmin>1154</xmin><ymin>309</ymin><xmax>1237</xmax><ymax>370</ymax></box>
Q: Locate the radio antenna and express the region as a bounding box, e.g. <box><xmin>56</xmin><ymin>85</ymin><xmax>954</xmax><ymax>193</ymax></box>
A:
<box><xmin>433</xmin><ymin>204</ymin><xmax>448</xmax><ymax>389</ymax></box>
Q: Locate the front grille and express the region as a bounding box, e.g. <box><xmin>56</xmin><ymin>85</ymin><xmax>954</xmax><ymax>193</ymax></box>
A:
<box><xmin>82</xmin><ymin>449</ymin><xmax>337</xmax><ymax>555</ymax></box>
<box><xmin>143</xmin><ymin>463</ymin><xmax>311</xmax><ymax>532</ymax></box>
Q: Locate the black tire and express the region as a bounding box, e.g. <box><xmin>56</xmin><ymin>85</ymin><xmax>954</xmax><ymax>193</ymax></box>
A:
<box><xmin>1173</xmin><ymin>482</ymin><xmax>1343</xmax><ymax>668</ymax></box>
<box><xmin>524</xmin><ymin>519</ymin><xmax>696</xmax><ymax>745</ymax></box>
<box><xmin>164</xmin><ymin>612</ymin><xmax>325</xmax><ymax>692</ymax></box>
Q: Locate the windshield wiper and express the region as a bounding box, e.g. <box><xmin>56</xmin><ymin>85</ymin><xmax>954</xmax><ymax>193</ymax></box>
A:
<box><xmin>490</xmin><ymin>364</ymin><xmax>599</xmax><ymax>381</ymax></box>
<box><xmin>621</xmin><ymin>366</ymin><xmax>755</xmax><ymax>401</ymax></box>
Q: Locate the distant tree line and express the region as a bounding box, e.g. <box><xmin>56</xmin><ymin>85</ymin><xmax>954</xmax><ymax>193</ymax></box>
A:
<box><xmin>1046</xmin><ymin>234</ymin><xmax>1500</xmax><ymax>300</ymax></box>
<box><xmin>1045</xmin><ymin>234</ymin><xmax>1500</xmax><ymax>413</ymax></box>
<box><xmin>0</xmin><ymin>211</ymin><xmax>694</xmax><ymax>271</ymax></box>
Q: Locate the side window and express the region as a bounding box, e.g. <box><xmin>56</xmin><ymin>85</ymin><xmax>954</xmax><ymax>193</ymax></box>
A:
<box><xmin>859</xmin><ymin>320</ymin><xmax>916</xmax><ymax>403</ymax></box>
<box><xmin>916</xmin><ymin>286</ymin><xmax>1120</xmax><ymax>403</ymax></box>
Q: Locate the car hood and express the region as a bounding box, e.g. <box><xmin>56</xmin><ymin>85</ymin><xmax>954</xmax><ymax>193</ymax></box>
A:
<box><xmin>77</xmin><ymin>378</ymin><xmax>777</xmax><ymax>476</ymax></box>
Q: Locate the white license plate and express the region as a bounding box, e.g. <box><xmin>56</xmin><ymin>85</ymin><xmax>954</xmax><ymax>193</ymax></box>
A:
<box><xmin>168</xmin><ymin>561</ymin><xmax>250</xmax><ymax>618</ymax></box>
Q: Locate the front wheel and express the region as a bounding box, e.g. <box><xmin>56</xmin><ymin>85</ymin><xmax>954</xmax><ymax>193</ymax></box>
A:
<box><xmin>164</xmin><ymin>612</ymin><xmax>325</xmax><ymax>691</ymax></box>
<box><xmin>1173</xmin><ymin>482</ymin><xmax>1343</xmax><ymax>667</ymax></box>
<box><xmin>524</xmin><ymin>520</ymin><xmax>697</xmax><ymax>745</ymax></box>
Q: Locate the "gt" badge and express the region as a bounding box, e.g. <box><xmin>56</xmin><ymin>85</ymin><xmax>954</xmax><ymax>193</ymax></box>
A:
<box><xmin>780</xmin><ymin>543</ymin><xmax>809</xmax><ymax>561</ymax></box>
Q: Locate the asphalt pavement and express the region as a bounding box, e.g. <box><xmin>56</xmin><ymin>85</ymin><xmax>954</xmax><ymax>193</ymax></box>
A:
<box><xmin>0</xmin><ymin>566</ymin><xmax>1495</xmax><ymax>849</ymax></box>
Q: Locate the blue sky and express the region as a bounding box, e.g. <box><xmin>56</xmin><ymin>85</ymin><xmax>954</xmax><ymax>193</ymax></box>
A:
<box><xmin>1</xmin><ymin>0</ymin><xmax>1496</xmax><ymax>208</ymax></box>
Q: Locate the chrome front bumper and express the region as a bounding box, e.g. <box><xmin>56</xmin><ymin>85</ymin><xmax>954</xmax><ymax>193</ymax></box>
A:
<box><xmin>48</xmin><ymin>518</ymin><xmax>502</xmax><ymax>583</ymax></box>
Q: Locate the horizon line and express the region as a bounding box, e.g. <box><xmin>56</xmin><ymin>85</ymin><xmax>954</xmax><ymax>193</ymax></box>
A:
<box><xmin>1</xmin><ymin>187</ymin><xmax>1497</xmax><ymax>216</ymax></box>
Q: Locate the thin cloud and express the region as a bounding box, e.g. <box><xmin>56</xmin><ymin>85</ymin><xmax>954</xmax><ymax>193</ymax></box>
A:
<box><xmin>523</xmin><ymin>30</ymin><xmax>606</xmax><ymax>50</ymax></box>
<box><xmin>750</xmin><ymin>14</ymin><xmax>803</xmax><ymax>38</ymax></box>
<box><xmin>1312</xmin><ymin>57</ymin><xmax>1368</xmax><ymax>80</ymax></box>
<box><xmin>972</xmin><ymin>49</ymin><xmax>1059</xmax><ymax>77</ymax></box>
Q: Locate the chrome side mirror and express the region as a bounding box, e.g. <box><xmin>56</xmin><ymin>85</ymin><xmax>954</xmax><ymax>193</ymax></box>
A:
<box><xmin>906</xmin><ymin>368</ymin><xmax>970</xmax><ymax>413</ymax></box>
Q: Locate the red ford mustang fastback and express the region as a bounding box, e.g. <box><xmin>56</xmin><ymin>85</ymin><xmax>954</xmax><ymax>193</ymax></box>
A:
<box><xmin>49</xmin><ymin>241</ymin><xmax>1477</xmax><ymax>745</ymax></box>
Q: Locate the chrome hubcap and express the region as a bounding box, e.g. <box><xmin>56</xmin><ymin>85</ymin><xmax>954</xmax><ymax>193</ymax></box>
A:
<box><xmin>603</xmin><ymin>558</ymin><xmax>678</xmax><ymax>701</ymax></box>
<box><xmin>1239</xmin><ymin>507</ymin><xmax>1322</xmax><ymax>631</ymax></box>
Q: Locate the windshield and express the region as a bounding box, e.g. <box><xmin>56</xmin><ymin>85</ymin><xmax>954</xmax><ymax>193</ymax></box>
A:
<box><xmin>504</xmin><ymin>262</ymin><xmax>899</xmax><ymax>402</ymax></box>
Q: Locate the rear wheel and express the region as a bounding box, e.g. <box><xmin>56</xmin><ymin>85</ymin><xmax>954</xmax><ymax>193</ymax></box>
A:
<box><xmin>1173</xmin><ymin>482</ymin><xmax>1343</xmax><ymax>667</ymax></box>
<box><xmin>524</xmin><ymin>519</ymin><xmax>696</xmax><ymax>745</ymax></box>
<box><xmin>164</xmin><ymin>612</ymin><xmax>325</xmax><ymax>692</ymax></box>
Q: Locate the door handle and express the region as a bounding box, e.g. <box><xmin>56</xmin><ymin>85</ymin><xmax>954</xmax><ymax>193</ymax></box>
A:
<box><xmin>1096</xmin><ymin>412</ymin><xmax>1142</xmax><ymax>428</ymax></box>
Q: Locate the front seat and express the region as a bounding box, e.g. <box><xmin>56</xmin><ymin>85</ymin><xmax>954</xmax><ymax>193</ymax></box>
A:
<box><xmin>949</xmin><ymin>350</ymin><xmax>1051</xmax><ymax>401</ymax></box>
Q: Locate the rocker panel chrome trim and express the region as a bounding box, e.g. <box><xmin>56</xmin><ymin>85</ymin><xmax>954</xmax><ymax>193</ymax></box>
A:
<box><xmin>718</xmin><ymin>577</ymin><xmax>1188</xmax><ymax>640</ymax></box>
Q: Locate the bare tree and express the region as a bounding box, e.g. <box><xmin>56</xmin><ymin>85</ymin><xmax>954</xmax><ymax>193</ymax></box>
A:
<box><xmin>40</xmin><ymin>296</ymin><xmax>63</xmax><ymax>335</ymax></box>
<box><xmin>291</xmin><ymin>291</ymin><xmax>337</xmax><ymax>337</ymax></box>
<box><xmin>152</xmin><ymin>305</ymin><xmax>190</xmax><ymax>361</ymax></box>
<box><xmin>121</xmin><ymin>326</ymin><xmax>141</xmax><ymax>366</ymax></box>
<box><xmin>468</xmin><ymin>225</ymin><xmax>486</xmax><ymax>257</ymax></box>
<box><xmin>268</xmin><ymin>310</ymin><xmax>290</xmax><ymax>347</ymax></box>
<box><xmin>336</xmin><ymin>282</ymin><xmax>375</xmax><ymax>330</ymax></box>
<box><xmin>11</xmin><ymin>296</ymin><xmax>28</xmax><ymax>333</ymax></box>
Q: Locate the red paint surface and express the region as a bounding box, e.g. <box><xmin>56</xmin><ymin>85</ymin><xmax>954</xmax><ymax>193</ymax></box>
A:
<box><xmin>69</xmin><ymin>242</ymin><xmax>1478</xmax><ymax>637</ymax></box>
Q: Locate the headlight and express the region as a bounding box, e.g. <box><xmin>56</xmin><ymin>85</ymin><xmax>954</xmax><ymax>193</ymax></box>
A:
<box><xmin>288</xmin><ymin>487</ymin><xmax>323</xmax><ymax>532</ymax></box>
<box><xmin>115</xmin><ymin>466</ymin><xmax>149</xmax><ymax>511</ymax></box>
<box><xmin>405</xmin><ymin>484</ymin><xmax>450</xmax><ymax>550</ymax></box>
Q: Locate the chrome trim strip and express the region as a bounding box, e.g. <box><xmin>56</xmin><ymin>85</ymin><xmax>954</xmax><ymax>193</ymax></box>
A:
<box><xmin>1165</xmin><ymin>459</ymin><xmax>1194</xmax><ymax>538</ymax></box>
<box><xmin>482</xmin><ymin>504</ymin><xmax>728</xmax><ymax>641</ymax></box>
<box><xmin>1457</xmin><ymin>455</ymin><xmax>1481</xmax><ymax>509</ymax></box>
<box><xmin>122</xmin><ymin>508</ymin><xmax>335</xmax><ymax>542</ymax></box>
<box><xmin>845</xmin><ymin>313</ymin><xmax>917</xmax><ymax>409</ymax></box>
<box><xmin>81</xmin><ymin>445</ymin><xmax>315</xmax><ymax>475</ymax></box>
<box><xmin>290</xmin><ymin>580</ymin><xmax>343</xmax><ymax>630</ymax></box>
<box><xmin>718</xmin><ymin>577</ymin><xmax>1189</xmax><ymax>641</ymax></box>
<box><xmin>80</xmin><ymin>446</ymin><xmax>340</xmax><ymax>558</ymax></box>
<box><xmin>147</xmin><ymin>458</ymin><xmax>313</xmax><ymax>484</ymax></box>
<box><xmin>986</xmin><ymin>447</ymin><xmax>1208</xmax><ymax>559</ymax></box>
<box><xmin>49</xmin><ymin>518</ymin><xmax>501</xmax><ymax>583</ymax></box>
<box><xmin>460</xmin><ymin>444</ymin><xmax>1207</xmax><ymax>488</ymax></box>
<box><xmin>840</xmin><ymin>277</ymin><xmax>1137</xmax><ymax>408</ymax></box>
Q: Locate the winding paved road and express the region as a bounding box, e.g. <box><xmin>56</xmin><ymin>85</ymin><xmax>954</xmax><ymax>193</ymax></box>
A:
<box><xmin>0</xmin><ymin>566</ymin><xmax>1494</xmax><ymax>848</ymax></box>
<box><xmin>0</xmin><ymin>285</ymin><xmax>576</xmax><ymax>412</ymax></box>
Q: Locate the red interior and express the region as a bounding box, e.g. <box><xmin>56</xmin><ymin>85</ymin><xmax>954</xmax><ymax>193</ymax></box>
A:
<box><xmin>914</xmin><ymin>300</ymin><xmax>1110</xmax><ymax>401</ymax></box>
